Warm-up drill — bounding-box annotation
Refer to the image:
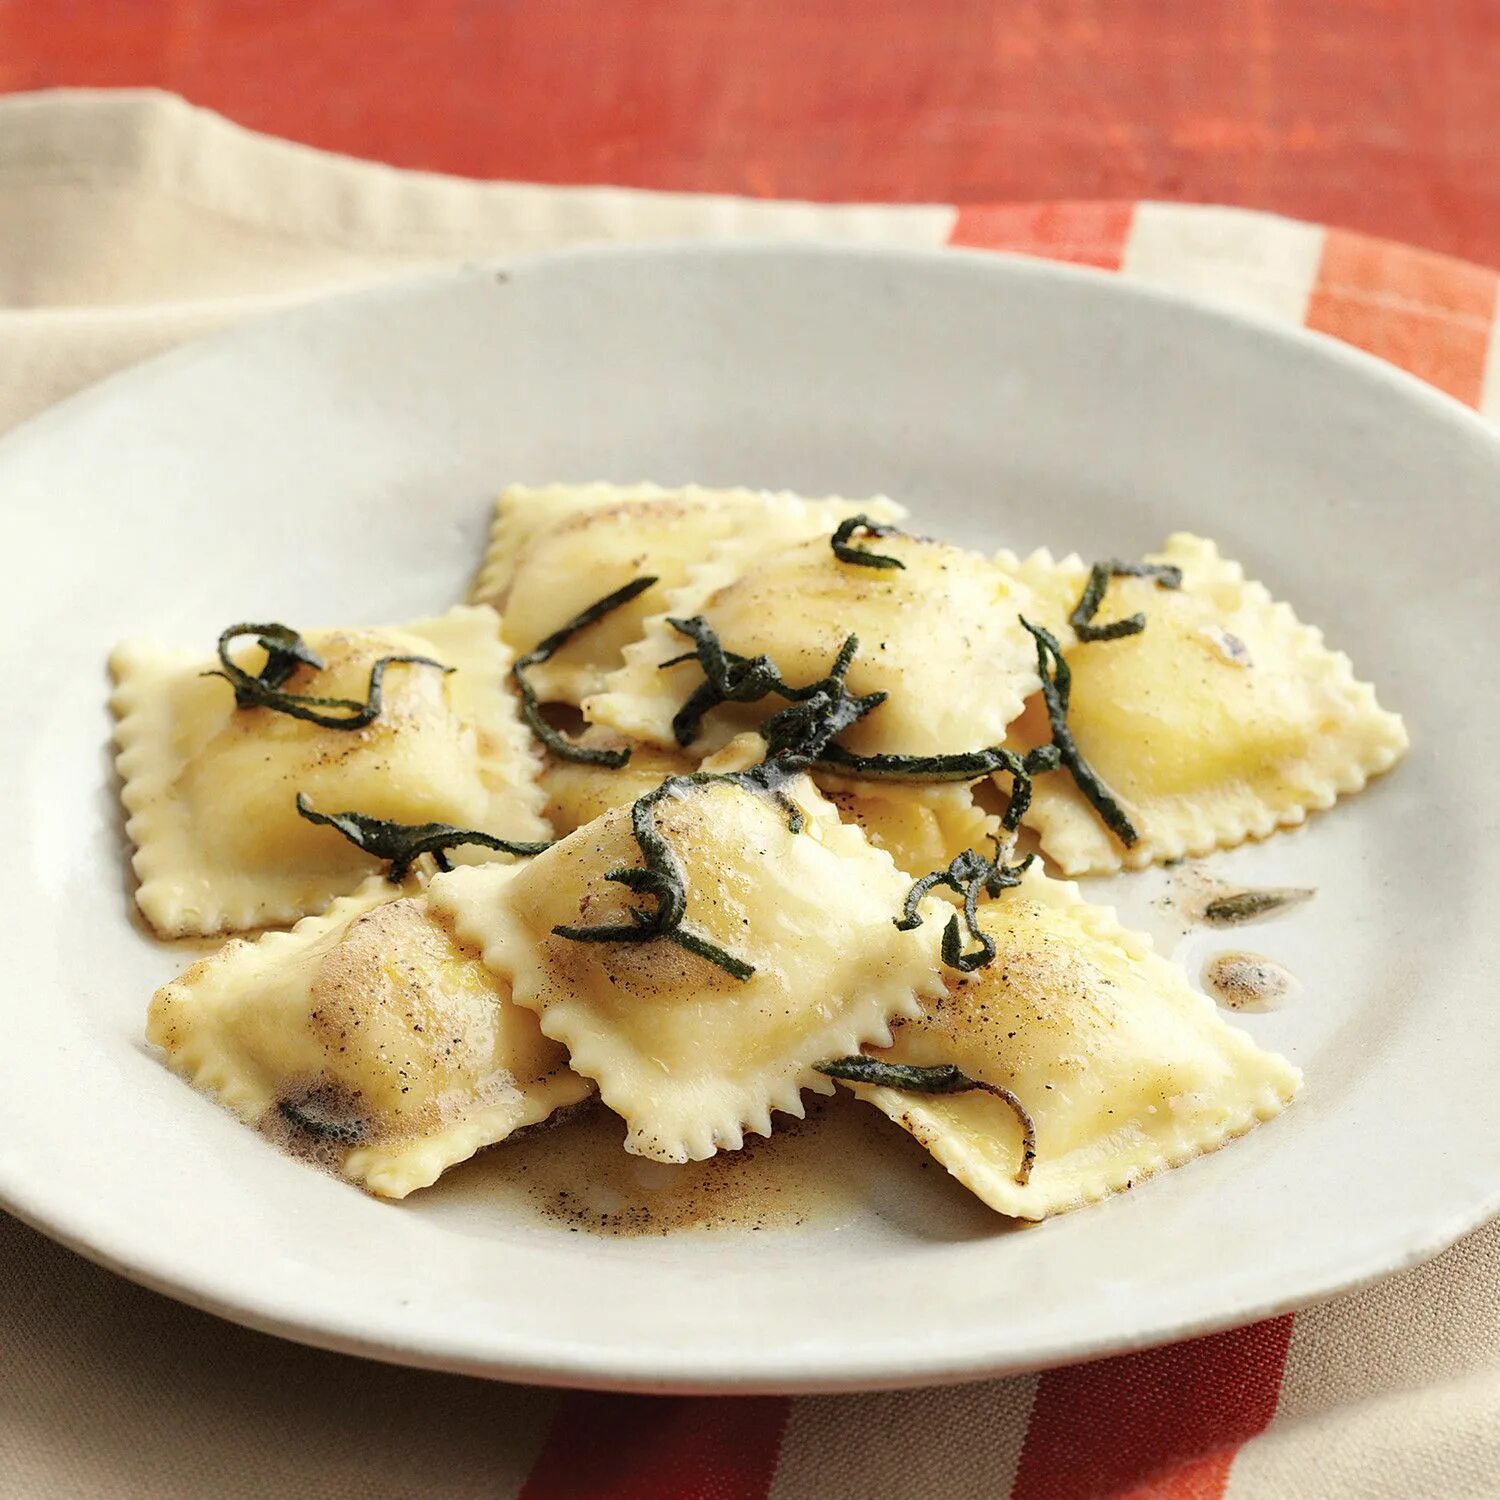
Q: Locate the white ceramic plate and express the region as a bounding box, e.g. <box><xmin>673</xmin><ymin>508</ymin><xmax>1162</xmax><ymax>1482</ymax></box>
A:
<box><xmin>2</xmin><ymin>243</ymin><xmax>1497</xmax><ymax>1394</ymax></box>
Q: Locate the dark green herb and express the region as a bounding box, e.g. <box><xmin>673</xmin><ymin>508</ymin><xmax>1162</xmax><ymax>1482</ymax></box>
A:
<box><xmin>816</xmin><ymin>1057</ymin><xmax>1036</xmax><ymax>1184</ymax></box>
<box><xmin>1202</xmin><ymin>886</ymin><xmax>1315</xmax><ymax>927</ymax></box>
<box><xmin>554</xmin><ymin>633</ymin><xmax>890</xmax><ymax>982</ymax></box>
<box><xmin>662</xmin><ymin>616</ymin><xmax>877</xmax><ymax>747</ymax></box>
<box><xmin>295</xmin><ymin>793</ymin><xmax>552</xmax><ymax>882</ymax></box>
<box><xmin>551</xmin><ymin>776</ymin><xmax>757</xmax><ymax>981</ymax></box>
<box><xmin>745</xmin><ymin>634</ymin><xmax>883</xmax><ymax>767</ymax></box>
<box><xmin>512</xmin><ymin>577</ymin><xmax>659</xmax><ymax>766</ymax></box>
<box><xmin>830</xmin><ymin>514</ymin><xmax>908</xmax><ymax>571</ymax></box>
<box><xmin>1020</xmin><ymin>616</ymin><xmax>1138</xmax><ymax>848</ymax></box>
<box><xmin>894</xmin><ymin>837</ymin><xmax>1035</xmax><ymax>972</ymax></box>
<box><xmin>817</xmin><ymin>744</ymin><xmax>1060</xmax><ymax>811</ymax></box>
<box><xmin>234</xmin><ymin>623</ymin><xmax>323</xmax><ymax>691</ymax></box>
<box><xmin>206</xmin><ymin>623</ymin><xmax>449</xmax><ymax>730</ymax></box>
<box><xmin>662</xmin><ymin>617</ymin><xmax>1060</xmax><ymax>815</ymax></box>
<box><xmin>1069</xmin><ymin>560</ymin><xmax>1183</xmax><ymax>642</ymax></box>
<box><xmin>994</xmin><ymin>746</ymin><xmax>1063</xmax><ymax>831</ymax></box>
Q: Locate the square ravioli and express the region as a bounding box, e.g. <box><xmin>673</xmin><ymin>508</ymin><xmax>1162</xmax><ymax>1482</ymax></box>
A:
<box><xmin>431</xmin><ymin>774</ymin><xmax>949</xmax><ymax>1163</ymax></box>
<box><xmin>585</xmin><ymin>525</ymin><xmax>1043</xmax><ymax>761</ymax></box>
<box><xmin>111</xmin><ymin>604</ymin><xmax>549</xmax><ymax>935</ymax></box>
<box><xmin>471</xmin><ymin>482</ymin><xmax>906</xmax><ymax>704</ymax></box>
<box><xmin>1000</xmin><ymin>534</ymin><xmax>1408</xmax><ymax>873</ymax></box>
<box><xmin>835</xmin><ymin>868</ymin><xmax>1302</xmax><ymax>1219</ymax></box>
<box><xmin>146</xmin><ymin>873</ymin><xmax>592</xmax><ymax>1199</ymax></box>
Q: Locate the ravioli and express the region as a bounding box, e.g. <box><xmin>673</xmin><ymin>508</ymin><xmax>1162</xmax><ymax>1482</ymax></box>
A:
<box><xmin>993</xmin><ymin>544</ymin><xmax>1089</xmax><ymax>634</ymax></box>
<box><xmin>432</xmin><ymin>775</ymin><xmax>948</xmax><ymax>1163</ymax></box>
<box><xmin>472</xmin><ymin>483</ymin><xmax>906</xmax><ymax>704</ymax></box>
<box><xmin>124</xmin><ymin>475</ymin><xmax>1398</xmax><ymax>1228</ymax></box>
<box><xmin>539</xmin><ymin>729</ymin><xmax>699</xmax><ymax>837</ymax></box>
<box><xmin>146</xmin><ymin>873</ymin><xmax>591</xmax><ymax>1198</ymax></box>
<box><xmin>836</xmin><ymin>868</ymin><xmax>1301</xmax><ymax>1219</ymax></box>
<box><xmin>586</xmin><ymin>529</ymin><xmax>1041</xmax><ymax>760</ymax></box>
<box><xmin>111</xmin><ymin>604</ymin><xmax>548</xmax><ymax>936</ymax></box>
<box><xmin>1001</xmin><ymin>534</ymin><xmax>1408</xmax><ymax>873</ymax></box>
<box><xmin>815</xmin><ymin>776</ymin><xmax>999</xmax><ymax>880</ymax></box>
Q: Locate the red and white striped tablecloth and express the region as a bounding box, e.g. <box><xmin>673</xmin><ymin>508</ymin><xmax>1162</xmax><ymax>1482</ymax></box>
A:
<box><xmin>2</xmin><ymin>91</ymin><xmax>1496</xmax><ymax>1500</ymax></box>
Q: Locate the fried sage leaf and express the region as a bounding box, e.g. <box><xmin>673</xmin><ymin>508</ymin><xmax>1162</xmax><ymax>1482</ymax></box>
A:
<box><xmin>663</xmin><ymin>616</ymin><xmax>1057</xmax><ymax>805</ymax></box>
<box><xmin>512</xmin><ymin>577</ymin><xmax>659</xmax><ymax>766</ymax></box>
<box><xmin>816</xmin><ymin>1057</ymin><xmax>1036</xmax><ymax>1184</ymax></box>
<box><xmin>1202</xmin><ymin>886</ymin><xmax>1315</xmax><ymax>927</ymax></box>
<box><xmin>663</xmin><ymin>616</ymin><xmax>880</xmax><ymax>748</ymax></box>
<box><xmin>206</xmin><ymin>622</ymin><xmax>449</xmax><ymax>730</ymax></box>
<box><xmin>1069</xmin><ymin>560</ymin><xmax>1183</xmax><ymax>643</ymax></box>
<box><xmin>1020</xmin><ymin>616</ymin><xmax>1138</xmax><ymax>848</ymax></box>
<box><xmin>550</xmin><ymin>776</ymin><xmax>758</xmax><ymax>981</ymax></box>
<box><xmin>296</xmin><ymin>793</ymin><xmax>551</xmax><ymax>882</ymax></box>
<box><xmin>894</xmin><ymin>838</ymin><xmax>1035</xmax><ymax>973</ymax></box>
<box><xmin>829</xmin><ymin>513</ymin><xmax>909</xmax><ymax>571</ymax></box>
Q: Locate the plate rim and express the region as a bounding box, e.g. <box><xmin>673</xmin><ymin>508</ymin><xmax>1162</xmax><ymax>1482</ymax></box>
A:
<box><xmin>3</xmin><ymin>237</ymin><xmax>1498</xmax><ymax>1393</ymax></box>
<box><xmin>2</xmin><ymin>1163</ymin><xmax>1492</xmax><ymax>1395</ymax></box>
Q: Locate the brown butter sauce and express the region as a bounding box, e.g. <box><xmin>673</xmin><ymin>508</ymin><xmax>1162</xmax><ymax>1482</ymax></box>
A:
<box><xmin>1202</xmin><ymin>950</ymin><xmax>1298</xmax><ymax>1012</ymax></box>
<box><xmin>441</xmin><ymin>1092</ymin><xmax>930</xmax><ymax>1236</ymax></box>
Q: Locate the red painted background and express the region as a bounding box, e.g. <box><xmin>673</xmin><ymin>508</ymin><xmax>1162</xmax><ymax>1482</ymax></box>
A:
<box><xmin>1</xmin><ymin>0</ymin><xmax>1497</xmax><ymax>266</ymax></box>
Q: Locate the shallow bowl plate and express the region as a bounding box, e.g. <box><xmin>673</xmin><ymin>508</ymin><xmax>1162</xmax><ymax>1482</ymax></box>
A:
<box><xmin>2</xmin><ymin>243</ymin><xmax>1496</xmax><ymax>1393</ymax></box>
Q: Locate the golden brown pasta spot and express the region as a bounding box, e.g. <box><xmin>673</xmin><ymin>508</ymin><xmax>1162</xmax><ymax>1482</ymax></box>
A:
<box><xmin>306</xmin><ymin>898</ymin><xmax>559</xmax><ymax>1123</ymax></box>
<box><xmin>815</xmin><ymin>776</ymin><xmax>998</xmax><ymax>880</ymax></box>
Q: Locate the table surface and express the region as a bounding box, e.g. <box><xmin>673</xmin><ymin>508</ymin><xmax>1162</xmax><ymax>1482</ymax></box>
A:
<box><xmin>0</xmin><ymin>0</ymin><xmax>1497</xmax><ymax>267</ymax></box>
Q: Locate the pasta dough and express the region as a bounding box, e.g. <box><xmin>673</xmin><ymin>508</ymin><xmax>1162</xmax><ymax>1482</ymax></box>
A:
<box><xmin>539</xmin><ymin>729</ymin><xmax>699</xmax><ymax>836</ymax></box>
<box><xmin>835</xmin><ymin>867</ymin><xmax>1302</xmax><ymax>1219</ymax></box>
<box><xmin>815</xmin><ymin>776</ymin><xmax>998</xmax><ymax>880</ymax></box>
<box><xmin>473</xmin><ymin>482</ymin><xmax>906</xmax><ymax>703</ymax></box>
<box><xmin>146</xmin><ymin>873</ymin><xmax>591</xmax><ymax>1199</ymax></box>
<box><xmin>586</xmin><ymin>528</ymin><xmax>1042</xmax><ymax>759</ymax></box>
<box><xmin>111</xmin><ymin>605</ymin><xmax>548</xmax><ymax>936</ymax></box>
<box><xmin>539</xmin><ymin>728</ymin><xmax>996</xmax><ymax>882</ymax></box>
<box><xmin>1001</xmin><ymin>534</ymin><xmax>1408</xmax><ymax>873</ymax></box>
<box><xmin>432</xmin><ymin>774</ymin><xmax>948</xmax><ymax>1163</ymax></box>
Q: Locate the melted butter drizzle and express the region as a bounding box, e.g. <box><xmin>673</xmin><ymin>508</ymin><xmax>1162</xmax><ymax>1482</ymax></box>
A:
<box><xmin>1203</xmin><ymin>950</ymin><xmax>1298</xmax><ymax>1012</ymax></box>
<box><xmin>445</xmin><ymin>1093</ymin><xmax>913</xmax><ymax>1236</ymax></box>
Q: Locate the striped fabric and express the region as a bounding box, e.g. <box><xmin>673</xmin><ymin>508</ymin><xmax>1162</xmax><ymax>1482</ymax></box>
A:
<box><xmin>2</xmin><ymin>92</ymin><xmax>1498</xmax><ymax>1500</ymax></box>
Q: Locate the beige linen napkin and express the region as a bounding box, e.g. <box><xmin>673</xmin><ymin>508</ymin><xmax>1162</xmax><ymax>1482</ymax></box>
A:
<box><xmin>0</xmin><ymin>87</ymin><xmax>951</xmax><ymax>433</ymax></box>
